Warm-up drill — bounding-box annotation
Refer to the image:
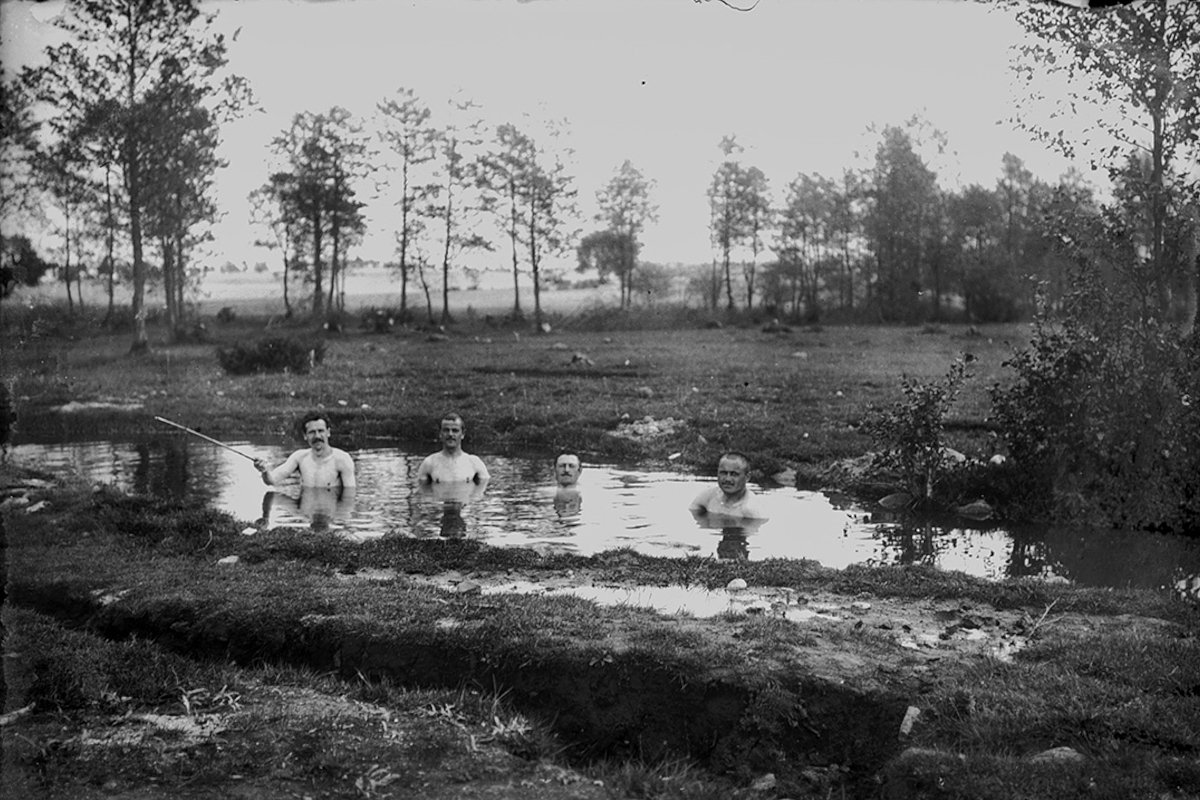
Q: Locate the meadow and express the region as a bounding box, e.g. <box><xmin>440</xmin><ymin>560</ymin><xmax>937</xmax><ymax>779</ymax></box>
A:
<box><xmin>6</xmin><ymin>282</ymin><xmax>1018</xmax><ymax>495</ymax></box>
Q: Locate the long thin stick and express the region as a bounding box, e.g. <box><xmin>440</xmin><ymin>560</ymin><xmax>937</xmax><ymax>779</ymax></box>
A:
<box><xmin>153</xmin><ymin>416</ymin><xmax>257</xmax><ymax>462</ymax></box>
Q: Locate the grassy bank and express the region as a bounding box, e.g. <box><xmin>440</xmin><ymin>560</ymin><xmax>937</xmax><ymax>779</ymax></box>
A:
<box><xmin>3</xmin><ymin>467</ymin><xmax>1199</xmax><ymax>799</ymax></box>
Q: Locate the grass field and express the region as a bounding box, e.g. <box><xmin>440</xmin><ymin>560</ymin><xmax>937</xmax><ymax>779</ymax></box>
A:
<box><xmin>4</xmin><ymin>289</ymin><xmax>1024</xmax><ymax>497</ymax></box>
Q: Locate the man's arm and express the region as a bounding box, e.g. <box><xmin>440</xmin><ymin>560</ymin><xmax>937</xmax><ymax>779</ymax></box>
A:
<box><xmin>471</xmin><ymin>456</ymin><xmax>491</xmax><ymax>483</ymax></box>
<box><xmin>415</xmin><ymin>455</ymin><xmax>434</xmax><ymax>483</ymax></box>
<box><xmin>689</xmin><ymin>487</ymin><xmax>713</xmax><ymax>514</ymax></box>
<box><xmin>255</xmin><ymin>451</ymin><xmax>301</xmax><ymax>486</ymax></box>
<box><xmin>337</xmin><ymin>451</ymin><xmax>357</xmax><ymax>489</ymax></box>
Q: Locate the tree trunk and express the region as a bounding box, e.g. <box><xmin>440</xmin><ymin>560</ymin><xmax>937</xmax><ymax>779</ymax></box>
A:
<box><xmin>441</xmin><ymin>189</ymin><xmax>453</xmax><ymax>325</ymax></box>
<box><xmin>162</xmin><ymin>237</ymin><xmax>176</xmax><ymax>335</ymax></box>
<box><xmin>528</xmin><ymin>194</ymin><xmax>542</xmax><ymax>331</ymax></box>
<box><xmin>127</xmin><ymin>35</ymin><xmax>148</xmax><ymax>354</ymax></box>
<box><xmin>504</xmin><ymin>182</ymin><xmax>521</xmax><ymax>318</ymax></box>
<box><xmin>104</xmin><ymin>164</ymin><xmax>116</xmax><ymax>322</ymax></box>
<box><xmin>62</xmin><ymin>221</ymin><xmax>74</xmax><ymax>313</ymax></box>
<box><xmin>311</xmin><ymin>209</ymin><xmax>324</xmax><ymax>315</ymax></box>
<box><xmin>282</xmin><ymin>241</ymin><xmax>293</xmax><ymax>319</ymax></box>
<box><xmin>329</xmin><ymin>219</ymin><xmax>341</xmax><ymax>315</ymax></box>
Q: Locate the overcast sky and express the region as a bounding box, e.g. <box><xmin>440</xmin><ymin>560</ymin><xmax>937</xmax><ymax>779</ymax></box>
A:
<box><xmin>3</xmin><ymin>0</ymin><xmax>1086</xmax><ymax>271</ymax></box>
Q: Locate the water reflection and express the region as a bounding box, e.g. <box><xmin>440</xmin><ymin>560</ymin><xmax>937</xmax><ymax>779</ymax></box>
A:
<box><xmin>10</xmin><ymin>437</ymin><xmax>1200</xmax><ymax>595</ymax></box>
<box><xmin>553</xmin><ymin>486</ymin><xmax>583</xmax><ymax>520</ymax></box>
<box><xmin>259</xmin><ymin>486</ymin><xmax>357</xmax><ymax>533</ymax></box>
<box><xmin>691</xmin><ymin>512</ymin><xmax>767</xmax><ymax>563</ymax></box>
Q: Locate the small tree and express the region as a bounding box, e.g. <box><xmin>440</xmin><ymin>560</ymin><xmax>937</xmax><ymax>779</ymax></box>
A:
<box><xmin>375</xmin><ymin>88</ymin><xmax>438</xmax><ymax>321</ymax></box>
<box><xmin>865</xmin><ymin>357</ymin><xmax>970</xmax><ymax>504</ymax></box>
<box><xmin>595</xmin><ymin>160</ymin><xmax>657</xmax><ymax>309</ymax></box>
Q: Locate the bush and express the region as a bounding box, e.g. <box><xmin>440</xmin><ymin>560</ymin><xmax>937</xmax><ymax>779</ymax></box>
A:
<box><xmin>863</xmin><ymin>356</ymin><xmax>971</xmax><ymax>504</ymax></box>
<box><xmin>990</xmin><ymin>280</ymin><xmax>1200</xmax><ymax>531</ymax></box>
<box><xmin>216</xmin><ymin>335</ymin><xmax>326</xmax><ymax>375</ymax></box>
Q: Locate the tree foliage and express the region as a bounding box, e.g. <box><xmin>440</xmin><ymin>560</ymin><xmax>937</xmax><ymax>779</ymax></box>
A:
<box><xmin>18</xmin><ymin>0</ymin><xmax>248</xmax><ymax>350</ymax></box>
<box><xmin>1009</xmin><ymin>0</ymin><xmax>1200</xmax><ymax>330</ymax></box>
<box><xmin>595</xmin><ymin>160</ymin><xmax>657</xmax><ymax>310</ymax></box>
<box><xmin>265</xmin><ymin>108</ymin><xmax>367</xmax><ymax>317</ymax></box>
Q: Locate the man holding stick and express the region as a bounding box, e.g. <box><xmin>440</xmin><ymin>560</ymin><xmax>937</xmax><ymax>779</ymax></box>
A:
<box><xmin>254</xmin><ymin>411</ymin><xmax>356</xmax><ymax>489</ymax></box>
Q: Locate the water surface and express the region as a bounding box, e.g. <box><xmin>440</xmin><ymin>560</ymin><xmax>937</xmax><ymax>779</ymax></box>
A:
<box><xmin>11</xmin><ymin>436</ymin><xmax>1199</xmax><ymax>597</ymax></box>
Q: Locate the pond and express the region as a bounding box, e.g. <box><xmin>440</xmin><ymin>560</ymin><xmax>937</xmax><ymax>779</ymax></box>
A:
<box><xmin>10</xmin><ymin>435</ymin><xmax>1200</xmax><ymax>598</ymax></box>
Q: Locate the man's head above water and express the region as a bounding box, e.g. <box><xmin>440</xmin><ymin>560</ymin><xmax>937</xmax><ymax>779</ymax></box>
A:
<box><xmin>715</xmin><ymin>452</ymin><xmax>750</xmax><ymax>500</ymax></box>
<box><xmin>438</xmin><ymin>412</ymin><xmax>465</xmax><ymax>453</ymax></box>
<box><xmin>299</xmin><ymin>411</ymin><xmax>333</xmax><ymax>455</ymax></box>
<box><xmin>554</xmin><ymin>453</ymin><xmax>582</xmax><ymax>487</ymax></box>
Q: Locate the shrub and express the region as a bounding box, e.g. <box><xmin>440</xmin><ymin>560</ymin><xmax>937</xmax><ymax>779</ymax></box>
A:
<box><xmin>990</xmin><ymin>280</ymin><xmax>1200</xmax><ymax>530</ymax></box>
<box><xmin>216</xmin><ymin>334</ymin><xmax>326</xmax><ymax>375</ymax></box>
<box><xmin>863</xmin><ymin>355</ymin><xmax>971</xmax><ymax>503</ymax></box>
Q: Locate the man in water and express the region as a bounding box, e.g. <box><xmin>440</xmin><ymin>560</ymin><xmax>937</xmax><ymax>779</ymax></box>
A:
<box><xmin>416</xmin><ymin>412</ymin><xmax>491</xmax><ymax>484</ymax></box>
<box><xmin>689</xmin><ymin>451</ymin><xmax>765</xmax><ymax>520</ymax></box>
<box><xmin>553</xmin><ymin>452</ymin><xmax>583</xmax><ymax>516</ymax></box>
<box><xmin>254</xmin><ymin>411</ymin><xmax>356</xmax><ymax>489</ymax></box>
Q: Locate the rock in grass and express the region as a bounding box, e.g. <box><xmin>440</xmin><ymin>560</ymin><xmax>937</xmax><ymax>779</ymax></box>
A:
<box><xmin>898</xmin><ymin>706</ymin><xmax>921</xmax><ymax>737</ymax></box>
<box><xmin>1029</xmin><ymin>746</ymin><xmax>1086</xmax><ymax>764</ymax></box>
<box><xmin>956</xmin><ymin>499</ymin><xmax>994</xmax><ymax>520</ymax></box>
<box><xmin>878</xmin><ymin>492</ymin><xmax>914</xmax><ymax>510</ymax></box>
<box><xmin>726</xmin><ymin>578</ymin><xmax>748</xmax><ymax>592</ymax></box>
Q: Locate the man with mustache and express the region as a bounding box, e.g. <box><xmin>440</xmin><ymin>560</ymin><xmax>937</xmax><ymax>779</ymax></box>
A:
<box><xmin>254</xmin><ymin>411</ymin><xmax>356</xmax><ymax>489</ymax></box>
<box><xmin>416</xmin><ymin>412</ymin><xmax>491</xmax><ymax>484</ymax></box>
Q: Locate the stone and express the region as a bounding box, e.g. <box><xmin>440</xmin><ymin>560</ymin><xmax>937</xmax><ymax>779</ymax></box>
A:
<box><xmin>1029</xmin><ymin>746</ymin><xmax>1086</xmax><ymax>764</ymax></box>
<box><xmin>217</xmin><ymin>555</ymin><xmax>240</xmax><ymax>565</ymax></box>
<box><xmin>750</xmin><ymin>772</ymin><xmax>776</xmax><ymax>790</ymax></box>
<box><xmin>956</xmin><ymin>499</ymin><xmax>994</xmax><ymax>520</ymax></box>
<box><xmin>941</xmin><ymin>447</ymin><xmax>967</xmax><ymax>465</ymax></box>
<box><xmin>898</xmin><ymin>705</ymin><xmax>921</xmax><ymax>737</ymax></box>
<box><xmin>726</xmin><ymin>578</ymin><xmax>748</xmax><ymax>592</ymax></box>
<box><xmin>878</xmin><ymin>492</ymin><xmax>913</xmax><ymax>510</ymax></box>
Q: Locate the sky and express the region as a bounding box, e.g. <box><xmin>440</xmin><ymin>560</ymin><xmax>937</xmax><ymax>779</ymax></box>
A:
<box><xmin>2</xmin><ymin>0</ymin><xmax>1086</xmax><ymax>275</ymax></box>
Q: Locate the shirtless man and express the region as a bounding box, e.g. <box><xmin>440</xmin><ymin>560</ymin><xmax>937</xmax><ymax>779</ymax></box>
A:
<box><xmin>689</xmin><ymin>452</ymin><xmax>765</xmax><ymax>520</ymax></box>
<box><xmin>416</xmin><ymin>413</ymin><xmax>490</xmax><ymax>484</ymax></box>
<box><xmin>552</xmin><ymin>452</ymin><xmax>583</xmax><ymax>516</ymax></box>
<box><xmin>253</xmin><ymin>411</ymin><xmax>356</xmax><ymax>489</ymax></box>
